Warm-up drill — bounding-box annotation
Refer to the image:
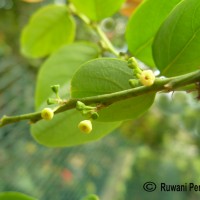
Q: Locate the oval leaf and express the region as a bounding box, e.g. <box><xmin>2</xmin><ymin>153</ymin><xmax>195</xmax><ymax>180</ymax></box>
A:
<box><xmin>153</xmin><ymin>0</ymin><xmax>200</xmax><ymax>76</ymax></box>
<box><xmin>21</xmin><ymin>4</ymin><xmax>75</xmax><ymax>58</ymax></box>
<box><xmin>126</xmin><ymin>0</ymin><xmax>181</xmax><ymax>67</ymax></box>
<box><xmin>0</xmin><ymin>192</ymin><xmax>37</xmax><ymax>200</ymax></box>
<box><xmin>70</xmin><ymin>0</ymin><xmax>125</xmax><ymax>21</ymax></box>
<box><xmin>31</xmin><ymin>43</ymin><xmax>120</xmax><ymax>147</ymax></box>
<box><xmin>71</xmin><ymin>58</ymin><xmax>155</xmax><ymax>122</ymax></box>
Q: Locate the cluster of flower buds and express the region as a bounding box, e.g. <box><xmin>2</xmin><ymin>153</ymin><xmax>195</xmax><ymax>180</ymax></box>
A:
<box><xmin>128</xmin><ymin>57</ymin><xmax>155</xmax><ymax>87</ymax></box>
<box><xmin>40</xmin><ymin>84</ymin><xmax>99</xmax><ymax>134</ymax></box>
<box><xmin>76</xmin><ymin>101</ymin><xmax>99</xmax><ymax>134</ymax></box>
<box><xmin>47</xmin><ymin>84</ymin><xmax>63</xmax><ymax>105</ymax></box>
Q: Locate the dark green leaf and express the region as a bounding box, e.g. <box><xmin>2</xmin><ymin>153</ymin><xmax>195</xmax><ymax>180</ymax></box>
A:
<box><xmin>153</xmin><ymin>0</ymin><xmax>200</xmax><ymax>76</ymax></box>
<box><xmin>31</xmin><ymin>43</ymin><xmax>120</xmax><ymax>147</ymax></box>
<box><xmin>0</xmin><ymin>192</ymin><xmax>37</xmax><ymax>200</ymax></box>
<box><xmin>21</xmin><ymin>4</ymin><xmax>75</xmax><ymax>58</ymax></box>
<box><xmin>126</xmin><ymin>0</ymin><xmax>181</xmax><ymax>67</ymax></box>
<box><xmin>70</xmin><ymin>0</ymin><xmax>125</xmax><ymax>21</ymax></box>
<box><xmin>71</xmin><ymin>58</ymin><xmax>155</xmax><ymax>122</ymax></box>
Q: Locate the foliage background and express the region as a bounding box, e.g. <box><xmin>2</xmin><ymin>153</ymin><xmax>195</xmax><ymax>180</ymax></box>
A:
<box><xmin>0</xmin><ymin>0</ymin><xmax>200</xmax><ymax>199</ymax></box>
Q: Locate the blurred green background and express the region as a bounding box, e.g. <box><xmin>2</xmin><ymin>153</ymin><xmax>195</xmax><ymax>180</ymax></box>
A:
<box><xmin>0</xmin><ymin>1</ymin><xmax>200</xmax><ymax>200</ymax></box>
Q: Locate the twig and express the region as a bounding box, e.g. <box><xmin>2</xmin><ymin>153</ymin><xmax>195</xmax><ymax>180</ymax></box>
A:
<box><xmin>1</xmin><ymin>70</ymin><xmax>199</xmax><ymax>127</ymax></box>
<box><xmin>68</xmin><ymin>3</ymin><xmax>120</xmax><ymax>57</ymax></box>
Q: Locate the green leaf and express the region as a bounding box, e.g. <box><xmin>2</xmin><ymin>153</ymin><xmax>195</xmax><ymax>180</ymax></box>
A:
<box><xmin>35</xmin><ymin>42</ymin><xmax>100</xmax><ymax>107</ymax></box>
<box><xmin>82</xmin><ymin>194</ymin><xmax>99</xmax><ymax>200</ymax></box>
<box><xmin>71</xmin><ymin>58</ymin><xmax>155</xmax><ymax>122</ymax></box>
<box><xmin>153</xmin><ymin>0</ymin><xmax>200</xmax><ymax>76</ymax></box>
<box><xmin>21</xmin><ymin>4</ymin><xmax>75</xmax><ymax>58</ymax></box>
<box><xmin>31</xmin><ymin>112</ymin><xmax>120</xmax><ymax>147</ymax></box>
<box><xmin>126</xmin><ymin>0</ymin><xmax>181</xmax><ymax>67</ymax></box>
<box><xmin>31</xmin><ymin>43</ymin><xmax>120</xmax><ymax>147</ymax></box>
<box><xmin>0</xmin><ymin>192</ymin><xmax>37</xmax><ymax>200</ymax></box>
<box><xmin>70</xmin><ymin>0</ymin><xmax>125</xmax><ymax>21</ymax></box>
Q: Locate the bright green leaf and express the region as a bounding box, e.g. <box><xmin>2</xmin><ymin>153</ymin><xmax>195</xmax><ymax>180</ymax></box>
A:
<box><xmin>31</xmin><ymin>43</ymin><xmax>120</xmax><ymax>147</ymax></box>
<box><xmin>153</xmin><ymin>0</ymin><xmax>200</xmax><ymax>76</ymax></box>
<box><xmin>82</xmin><ymin>194</ymin><xmax>99</xmax><ymax>200</ymax></box>
<box><xmin>126</xmin><ymin>0</ymin><xmax>181</xmax><ymax>67</ymax></box>
<box><xmin>71</xmin><ymin>58</ymin><xmax>155</xmax><ymax>122</ymax></box>
<box><xmin>21</xmin><ymin>4</ymin><xmax>75</xmax><ymax>58</ymax></box>
<box><xmin>70</xmin><ymin>0</ymin><xmax>125</xmax><ymax>21</ymax></box>
<box><xmin>0</xmin><ymin>192</ymin><xmax>37</xmax><ymax>200</ymax></box>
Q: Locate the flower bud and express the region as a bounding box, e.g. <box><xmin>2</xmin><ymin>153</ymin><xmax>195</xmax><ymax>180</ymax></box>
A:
<box><xmin>47</xmin><ymin>98</ymin><xmax>57</xmax><ymax>105</ymax></box>
<box><xmin>129</xmin><ymin>79</ymin><xmax>140</xmax><ymax>88</ymax></box>
<box><xmin>76</xmin><ymin>101</ymin><xmax>86</xmax><ymax>111</ymax></box>
<box><xmin>51</xmin><ymin>85</ymin><xmax>60</xmax><ymax>94</ymax></box>
<box><xmin>41</xmin><ymin>108</ymin><xmax>54</xmax><ymax>120</ymax></box>
<box><xmin>139</xmin><ymin>70</ymin><xmax>155</xmax><ymax>86</ymax></box>
<box><xmin>78</xmin><ymin>120</ymin><xmax>92</xmax><ymax>134</ymax></box>
<box><xmin>127</xmin><ymin>57</ymin><xmax>138</xmax><ymax>69</ymax></box>
<box><xmin>91</xmin><ymin>112</ymin><xmax>99</xmax><ymax>120</ymax></box>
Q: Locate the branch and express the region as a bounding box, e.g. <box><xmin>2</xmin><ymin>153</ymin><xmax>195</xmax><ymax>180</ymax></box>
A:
<box><xmin>1</xmin><ymin>70</ymin><xmax>200</xmax><ymax>127</ymax></box>
<box><xmin>68</xmin><ymin>3</ymin><xmax>120</xmax><ymax>57</ymax></box>
<box><xmin>92</xmin><ymin>24</ymin><xmax>120</xmax><ymax>57</ymax></box>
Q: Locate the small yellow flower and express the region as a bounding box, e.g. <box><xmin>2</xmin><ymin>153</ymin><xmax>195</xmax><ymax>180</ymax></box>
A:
<box><xmin>41</xmin><ymin>108</ymin><xmax>54</xmax><ymax>120</ymax></box>
<box><xmin>78</xmin><ymin>120</ymin><xmax>92</xmax><ymax>134</ymax></box>
<box><xmin>139</xmin><ymin>70</ymin><xmax>155</xmax><ymax>86</ymax></box>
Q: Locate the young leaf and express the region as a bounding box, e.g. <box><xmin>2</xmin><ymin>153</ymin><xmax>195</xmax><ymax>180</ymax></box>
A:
<box><xmin>32</xmin><ymin>43</ymin><xmax>120</xmax><ymax>147</ymax></box>
<box><xmin>21</xmin><ymin>4</ymin><xmax>75</xmax><ymax>58</ymax></box>
<box><xmin>153</xmin><ymin>0</ymin><xmax>200</xmax><ymax>76</ymax></box>
<box><xmin>0</xmin><ymin>192</ymin><xmax>37</xmax><ymax>200</ymax></box>
<box><xmin>126</xmin><ymin>0</ymin><xmax>182</xmax><ymax>67</ymax></box>
<box><xmin>70</xmin><ymin>0</ymin><xmax>125</xmax><ymax>21</ymax></box>
<box><xmin>71</xmin><ymin>58</ymin><xmax>155</xmax><ymax>122</ymax></box>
